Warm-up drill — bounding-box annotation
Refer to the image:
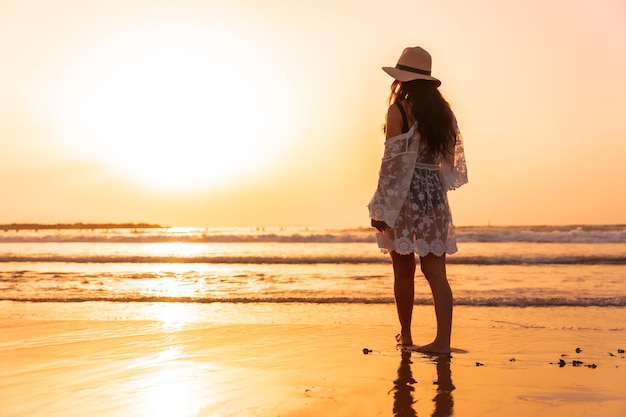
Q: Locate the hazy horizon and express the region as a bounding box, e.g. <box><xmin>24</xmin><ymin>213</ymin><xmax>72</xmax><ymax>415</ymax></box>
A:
<box><xmin>1</xmin><ymin>221</ymin><xmax>624</xmax><ymax>230</ymax></box>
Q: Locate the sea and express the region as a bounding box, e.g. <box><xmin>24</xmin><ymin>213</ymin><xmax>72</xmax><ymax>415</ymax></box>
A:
<box><xmin>0</xmin><ymin>224</ymin><xmax>625</xmax><ymax>307</ymax></box>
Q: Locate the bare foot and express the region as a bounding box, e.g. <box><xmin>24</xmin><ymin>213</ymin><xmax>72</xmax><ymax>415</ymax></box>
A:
<box><xmin>395</xmin><ymin>333</ymin><xmax>413</xmax><ymax>346</ymax></box>
<box><xmin>414</xmin><ymin>341</ymin><xmax>450</xmax><ymax>354</ymax></box>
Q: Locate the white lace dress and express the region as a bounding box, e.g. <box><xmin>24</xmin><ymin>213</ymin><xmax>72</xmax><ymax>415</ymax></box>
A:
<box><xmin>368</xmin><ymin>121</ymin><xmax>468</xmax><ymax>256</ymax></box>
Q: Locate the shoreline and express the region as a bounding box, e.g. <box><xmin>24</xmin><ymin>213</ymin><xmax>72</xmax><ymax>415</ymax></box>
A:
<box><xmin>1</xmin><ymin>302</ymin><xmax>625</xmax><ymax>416</ymax></box>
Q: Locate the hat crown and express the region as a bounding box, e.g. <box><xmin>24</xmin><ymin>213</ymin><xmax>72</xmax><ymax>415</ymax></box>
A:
<box><xmin>382</xmin><ymin>46</ymin><xmax>440</xmax><ymax>85</ymax></box>
<box><xmin>397</xmin><ymin>47</ymin><xmax>432</xmax><ymax>74</ymax></box>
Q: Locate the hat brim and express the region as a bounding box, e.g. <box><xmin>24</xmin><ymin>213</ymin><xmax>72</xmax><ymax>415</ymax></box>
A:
<box><xmin>382</xmin><ymin>67</ymin><xmax>441</xmax><ymax>86</ymax></box>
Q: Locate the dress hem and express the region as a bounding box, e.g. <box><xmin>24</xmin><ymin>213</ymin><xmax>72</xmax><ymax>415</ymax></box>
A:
<box><xmin>379</xmin><ymin>247</ymin><xmax>458</xmax><ymax>257</ymax></box>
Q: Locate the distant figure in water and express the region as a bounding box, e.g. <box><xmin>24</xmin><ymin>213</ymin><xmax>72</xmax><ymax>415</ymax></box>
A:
<box><xmin>368</xmin><ymin>46</ymin><xmax>468</xmax><ymax>354</ymax></box>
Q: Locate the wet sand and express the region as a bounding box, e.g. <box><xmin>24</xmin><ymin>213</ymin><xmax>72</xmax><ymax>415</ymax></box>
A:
<box><xmin>0</xmin><ymin>302</ymin><xmax>625</xmax><ymax>416</ymax></box>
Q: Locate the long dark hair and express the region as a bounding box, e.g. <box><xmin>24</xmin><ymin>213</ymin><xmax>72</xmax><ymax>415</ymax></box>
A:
<box><xmin>388</xmin><ymin>79</ymin><xmax>456</xmax><ymax>158</ymax></box>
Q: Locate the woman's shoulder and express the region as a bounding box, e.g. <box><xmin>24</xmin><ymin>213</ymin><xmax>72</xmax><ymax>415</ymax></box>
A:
<box><xmin>386</xmin><ymin>102</ymin><xmax>403</xmax><ymax>118</ymax></box>
<box><xmin>387</xmin><ymin>100</ymin><xmax>410</xmax><ymax>113</ymax></box>
<box><xmin>386</xmin><ymin>103</ymin><xmax>404</xmax><ymax>139</ymax></box>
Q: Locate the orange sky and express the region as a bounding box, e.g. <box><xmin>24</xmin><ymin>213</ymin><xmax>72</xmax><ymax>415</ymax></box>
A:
<box><xmin>1</xmin><ymin>0</ymin><xmax>625</xmax><ymax>228</ymax></box>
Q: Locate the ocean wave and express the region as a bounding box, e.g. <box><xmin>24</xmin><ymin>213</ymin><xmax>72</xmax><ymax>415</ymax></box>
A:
<box><xmin>2</xmin><ymin>295</ymin><xmax>626</xmax><ymax>307</ymax></box>
<box><xmin>457</xmin><ymin>225</ymin><xmax>626</xmax><ymax>243</ymax></box>
<box><xmin>0</xmin><ymin>228</ymin><xmax>376</xmax><ymax>244</ymax></box>
<box><xmin>0</xmin><ymin>225</ymin><xmax>624</xmax><ymax>244</ymax></box>
<box><xmin>1</xmin><ymin>254</ymin><xmax>624</xmax><ymax>265</ymax></box>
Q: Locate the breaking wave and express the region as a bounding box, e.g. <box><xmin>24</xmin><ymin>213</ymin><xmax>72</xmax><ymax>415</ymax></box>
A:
<box><xmin>1</xmin><ymin>253</ymin><xmax>624</xmax><ymax>265</ymax></box>
<box><xmin>2</xmin><ymin>295</ymin><xmax>625</xmax><ymax>307</ymax></box>
<box><xmin>0</xmin><ymin>225</ymin><xmax>624</xmax><ymax>244</ymax></box>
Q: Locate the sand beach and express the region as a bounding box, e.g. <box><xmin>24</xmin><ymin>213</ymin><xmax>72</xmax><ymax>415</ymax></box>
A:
<box><xmin>1</xmin><ymin>301</ymin><xmax>624</xmax><ymax>417</ymax></box>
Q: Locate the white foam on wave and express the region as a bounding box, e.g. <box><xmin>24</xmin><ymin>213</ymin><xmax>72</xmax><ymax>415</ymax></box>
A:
<box><xmin>1</xmin><ymin>253</ymin><xmax>623</xmax><ymax>265</ymax></box>
<box><xmin>0</xmin><ymin>225</ymin><xmax>624</xmax><ymax>244</ymax></box>
<box><xmin>1</xmin><ymin>295</ymin><xmax>625</xmax><ymax>307</ymax></box>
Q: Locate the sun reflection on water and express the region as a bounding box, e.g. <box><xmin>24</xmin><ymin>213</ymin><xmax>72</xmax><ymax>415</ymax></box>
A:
<box><xmin>129</xmin><ymin>305</ymin><xmax>215</xmax><ymax>416</ymax></box>
<box><xmin>145</xmin><ymin>241</ymin><xmax>213</xmax><ymax>257</ymax></box>
<box><xmin>132</xmin><ymin>363</ymin><xmax>211</xmax><ymax>417</ymax></box>
<box><xmin>147</xmin><ymin>302</ymin><xmax>198</xmax><ymax>329</ymax></box>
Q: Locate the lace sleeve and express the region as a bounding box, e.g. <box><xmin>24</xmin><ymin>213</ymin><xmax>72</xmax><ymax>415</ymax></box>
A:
<box><xmin>439</xmin><ymin>122</ymin><xmax>468</xmax><ymax>191</ymax></box>
<box><xmin>368</xmin><ymin>125</ymin><xmax>420</xmax><ymax>227</ymax></box>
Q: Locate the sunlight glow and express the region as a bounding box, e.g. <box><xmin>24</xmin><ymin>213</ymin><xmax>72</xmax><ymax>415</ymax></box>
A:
<box><xmin>53</xmin><ymin>19</ymin><xmax>292</xmax><ymax>192</ymax></box>
<box><xmin>134</xmin><ymin>364</ymin><xmax>208</xmax><ymax>417</ymax></box>
<box><xmin>148</xmin><ymin>302</ymin><xmax>197</xmax><ymax>329</ymax></box>
<box><xmin>143</xmin><ymin>275</ymin><xmax>203</xmax><ymax>302</ymax></box>
<box><xmin>145</xmin><ymin>242</ymin><xmax>212</xmax><ymax>257</ymax></box>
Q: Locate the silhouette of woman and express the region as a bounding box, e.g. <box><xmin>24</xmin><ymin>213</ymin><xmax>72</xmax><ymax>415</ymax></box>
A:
<box><xmin>369</xmin><ymin>46</ymin><xmax>468</xmax><ymax>353</ymax></box>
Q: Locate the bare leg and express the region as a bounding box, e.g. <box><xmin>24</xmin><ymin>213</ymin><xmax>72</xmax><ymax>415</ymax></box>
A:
<box><xmin>391</xmin><ymin>251</ymin><xmax>416</xmax><ymax>345</ymax></box>
<box><xmin>417</xmin><ymin>253</ymin><xmax>452</xmax><ymax>353</ymax></box>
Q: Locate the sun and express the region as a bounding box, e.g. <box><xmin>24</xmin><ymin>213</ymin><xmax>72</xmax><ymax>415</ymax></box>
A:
<box><xmin>53</xmin><ymin>19</ymin><xmax>293</xmax><ymax>192</ymax></box>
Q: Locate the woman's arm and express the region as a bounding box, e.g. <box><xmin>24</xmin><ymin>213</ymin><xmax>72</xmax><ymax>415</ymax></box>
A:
<box><xmin>371</xmin><ymin>104</ymin><xmax>405</xmax><ymax>232</ymax></box>
<box><xmin>385</xmin><ymin>104</ymin><xmax>403</xmax><ymax>140</ymax></box>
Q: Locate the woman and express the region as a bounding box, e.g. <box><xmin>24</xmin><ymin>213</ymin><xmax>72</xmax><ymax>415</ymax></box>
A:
<box><xmin>368</xmin><ymin>46</ymin><xmax>468</xmax><ymax>354</ymax></box>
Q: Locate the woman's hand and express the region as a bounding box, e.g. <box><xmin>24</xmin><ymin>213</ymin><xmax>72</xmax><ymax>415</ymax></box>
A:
<box><xmin>371</xmin><ymin>219</ymin><xmax>389</xmax><ymax>232</ymax></box>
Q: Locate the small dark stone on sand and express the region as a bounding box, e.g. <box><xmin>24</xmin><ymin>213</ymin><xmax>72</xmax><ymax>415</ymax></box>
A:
<box><xmin>575</xmin><ymin>347</ymin><xmax>582</xmax><ymax>353</ymax></box>
<box><xmin>586</xmin><ymin>364</ymin><xmax>597</xmax><ymax>369</ymax></box>
<box><xmin>475</xmin><ymin>362</ymin><xmax>484</xmax><ymax>367</ymax></box>
<box><xmin>609</xmin><ymin>352</ymin><xmax>616</xmax><ymax>357</ymax></box>
<box><xmin>362</xmin><ymin>348</ymin><xmax>373</xmax><ymax>355</ymax></box>
<box><xmin>558</xmin><ymin>359</ymin><xmax>566</xmax><ymax>367</ymax></box>
<box><xmin>509</xmin><ymin>358</ymin><xmax>516</xmax><ymax>362</ymax></box>
<box><xmin>573</xmin><ymin>360</ymin><xmax>584</xmax><ymax>367</ymax></box>
<box><xmin>618</xmin><ymin>349</ymin><xmax>625</xmax><ymax>354</ymax></box>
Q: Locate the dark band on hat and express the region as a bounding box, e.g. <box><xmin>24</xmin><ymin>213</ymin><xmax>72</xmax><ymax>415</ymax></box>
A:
<box><xmin>395</xmin><ymin>64</ymin><xmax>431</xmax><ymax>76</ymax></box>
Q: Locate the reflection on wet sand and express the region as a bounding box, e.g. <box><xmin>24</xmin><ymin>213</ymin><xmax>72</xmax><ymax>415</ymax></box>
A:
<box><xmin>432</xmin><ymin>354</ymin><xmax>454</xmax><ymax>417</ymax></box>
<box><xmin>392</xmin><ymin>351</ymin><xmax>418</xmax><ymax>417</ymax></box>
<box><xmin>392</xmin><ymin>351</ymin><xmax>454</xmax><ymax>417</ymax></box>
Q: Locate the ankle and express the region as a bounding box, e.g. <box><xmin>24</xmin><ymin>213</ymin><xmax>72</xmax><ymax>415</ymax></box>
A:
<box><xmin>401</xmin><ymin>331</ymin><xmax>413</xmax><ymax>345</ymax></box>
